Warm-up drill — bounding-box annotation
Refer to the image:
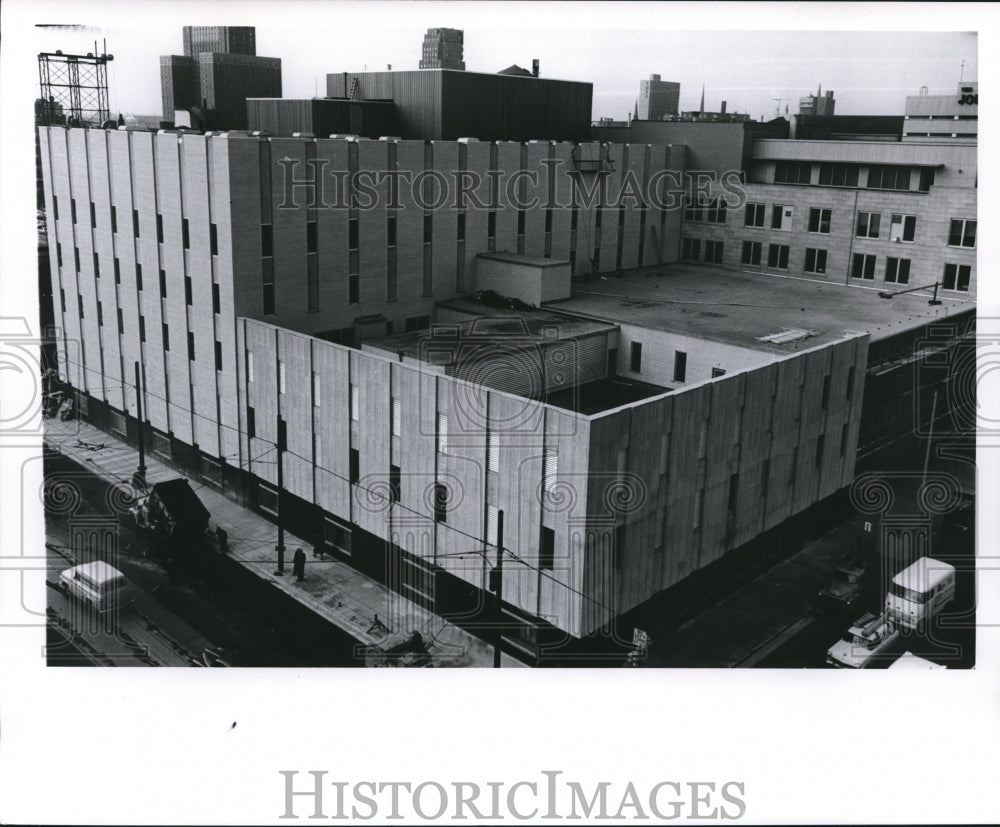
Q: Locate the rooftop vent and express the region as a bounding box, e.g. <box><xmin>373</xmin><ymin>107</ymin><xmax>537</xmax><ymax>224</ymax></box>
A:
<box><xmin>755</xmin><ymin>328</ymin><xmax>817</xmax><ymax>344</ymax></box>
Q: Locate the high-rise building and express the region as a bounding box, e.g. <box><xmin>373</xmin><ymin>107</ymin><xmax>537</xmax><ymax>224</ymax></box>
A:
<box><xmin>182</xmin><ymin>26</ymin><xmax>256</xmax><ymax>59</ymax></box>
<box><xmin>419</xmin><ymin>28</ymin><xmax>465</xmax><ymax>70</ymax></box>
<box><xmin>637</xmin><ymin>74</ymin><xmax>680</xmax><ymax>120</ymax></box>
<box><xmin>160</xmin><ymin>25</ymin><xmax>282</xmax><ymax>129</ymax></box>
<box><xmin>799</xmin><ymin>86</ymin><xmax>836</xmax><ymax>116</ymax></box>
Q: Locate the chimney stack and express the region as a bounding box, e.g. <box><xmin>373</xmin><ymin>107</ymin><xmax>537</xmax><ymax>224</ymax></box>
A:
<box><xmin>532</xmin><ymin>59</ymin><xmax>539</xmax><ymax>77</ymax></box>
<box><xmin>721</xmin><ymin>100</ymin><xmax>727</xmax><ymax>114</ymax></box>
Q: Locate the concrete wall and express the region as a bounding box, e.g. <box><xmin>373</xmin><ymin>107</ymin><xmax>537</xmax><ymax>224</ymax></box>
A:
<box><xmin>584</xmin><ymin>332</ymin><xmax>869</xmax><ymax>626</ymax></box>
<box><xmin>475</xmin><ymin>256</ymin><xmax>571</xmax><ymax>305</ymax></box>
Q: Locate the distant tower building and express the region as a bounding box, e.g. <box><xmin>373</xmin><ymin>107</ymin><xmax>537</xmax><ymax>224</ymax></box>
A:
<box><xmin>799</xmin><ymin>85</ymin><xmax>835</xmax><ymax>116</ymax></box>
<box><xmin>637</xmin><ymin>74</ymin><xmax>680</xmax><ymax>120</ymax></box>
<box><xmin>160</xmin><ymin>25</ymin><xmax>281</xmax><ymax>129</ymax></box>
<box><xmin>419</xmin><ymin>28</ymin><xmax>465</xmax><ymax>70</ymax></box>
<box><xmin>182</xmin><ymin>26</ymin><xmax>256</xmax><ymax>58</ymax></box>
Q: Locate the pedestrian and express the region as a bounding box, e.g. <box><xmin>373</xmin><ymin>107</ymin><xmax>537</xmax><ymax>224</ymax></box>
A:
<box><xmin>293</xmin><ymin>547</ymin><xmax>306</xmax><ymax>582</ymax></box>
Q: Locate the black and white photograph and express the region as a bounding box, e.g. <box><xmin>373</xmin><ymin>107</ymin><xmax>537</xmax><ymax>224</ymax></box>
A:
<box><xmin>1</xmin><ymin>1</ymin><xmax>998</xmax><ymax>823</ymax></box>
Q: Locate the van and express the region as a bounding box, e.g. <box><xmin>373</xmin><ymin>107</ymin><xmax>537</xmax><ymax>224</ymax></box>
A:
<box><xmin>885</xmin><ymin>556</ymin><xmax>955</xmax><ymax>631</ymax></box>
<box><xmin>59</xmin><ymin>561</ymin><xmax>132</xmax><ymax>613</ymax></box>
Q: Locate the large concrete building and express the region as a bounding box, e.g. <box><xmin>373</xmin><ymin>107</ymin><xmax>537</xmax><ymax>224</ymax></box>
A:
<box><xmin>419</xmin><ymin>28</ymin><xmax>465</xmax><ymax>71</ymax></box>
<box><xmin>637</xmin><ymin>74</ymin><xmax>680</xmax><ymax>120</ymax></box>
<box><xmin>37</xmin><ymin>121</ymin><xmax>975</xmax><ymax>660</ymax></box>
<box><xmin>679</xmin><ymin>137</ymin><xmax>978</xmax><ymax>297</ymax></box>
<box><xmin>903</xmin><ymin>82</ymin><xmax>978</xmax><ymax>143</ymax></box>
<box><xmin>160</xmin><ymin>25</ymin><xmax>282</xmax><ymax>130</ymax></box>
<box><xmin>326</xmin><ymin>69</ymin><xmax>592</xmax><ymax>142</ymax></box>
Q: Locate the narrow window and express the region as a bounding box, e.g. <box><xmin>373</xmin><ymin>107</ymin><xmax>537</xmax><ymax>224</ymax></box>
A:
<box><xmin>673</xmin><ymin>351</ymin><xmax>687</xmax><ymax>383</ymax></box>
<box><xmin>630</xmin><ymin>341</ymin><xmax>642</xmax><ymax>373</ymax></box>
<box><xmin>210</xmin><ymin>223</ymin><xmax>218</xmax><ymax>255</ymax></box>
<box><xmin>349</xmin><ymin>449</ymin><xmax>360</xmax><ymax>484</ymax></box>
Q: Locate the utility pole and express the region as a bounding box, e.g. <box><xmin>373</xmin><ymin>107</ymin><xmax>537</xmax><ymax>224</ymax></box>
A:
<box><xmin>274</xmin><ymin>416</ymin><xmax>285</xmax><ymax>576</ymax></box>
<box><xmin>134</xmin><ymin>361</ymin><xmax>146</xmax><ymax>488</ymax></box>
<box><xmin>493</xmin><ymin>509</ymin><xmax>504</xmax><ymax>668</ymax></box>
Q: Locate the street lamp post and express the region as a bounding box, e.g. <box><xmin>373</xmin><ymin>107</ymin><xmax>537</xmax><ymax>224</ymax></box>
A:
<box><xmin>489</xmin><ymin>509</ymin><xmax>505</xmax><ymax>669</ymax></box>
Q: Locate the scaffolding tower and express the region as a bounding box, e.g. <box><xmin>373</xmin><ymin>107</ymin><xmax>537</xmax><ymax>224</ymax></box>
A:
<box><xmin>38</xmin><ymin>45</ymin><xmax>114</xmax><ymax>127</ymax></box>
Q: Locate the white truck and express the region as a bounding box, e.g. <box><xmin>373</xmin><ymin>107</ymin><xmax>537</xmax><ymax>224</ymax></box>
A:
<box><xmin>826</xmin><ymin>611</ymin><xmax>899</xmax><ymax>668</ymax></box>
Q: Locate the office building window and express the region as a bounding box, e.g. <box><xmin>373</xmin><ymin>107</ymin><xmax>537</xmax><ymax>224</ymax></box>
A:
<box><xmin>744</xmin><ymin>202</ymin><xmax>765</xmax><ymax>227</ymax></box>
<box><xmin>212</xmin><ymin>283</ymin><xmax>220</xmax><ymax>314</ymax></box>
<box><xmin>704</xmin><ymin>239</ymin><xmax>724</xmax><ymax>264</ymax></box>
<box><xmin>306</xmin><ymin>221</ymin><xmax>317</xmax><ymax>253</ymax></box>
<box><xmin>705</xmin><ymin>199</ymin><xmax>727</xmax><ymax>224</ymax></box>
<box><xmin>885</xmin><ymin>257</ymin><xmax>911</xmax><ymax>285</ymax></box>
<box><xmin>56</xmin><ymin>242</ymin><xmax>62</xmax><ymax>268</ymax></box>
<box><xmin>182</xmin><ymin>218</ymin><xmax>190</xmax><ymax>249</ymax></box>
<box><xmin>93</xmin><ymin>252</ymin><xmax>100</xmax><ymax>277</ymax></box>
<box><xmin>433</xmin><ymin>483</ymin><xmax>447</xmax><ymax>523</ymax></box>
<box><xmin>247</xmin><ymin>406</ymin><xmax>256</xmax><ymax>438</ymax></box>
<box><xmin>348</xmin><ymin>219</ymin><xmax>358</xmax><ymax>249</ymax></box>
<box><xmin>767</xmin><ymin>243</ymin><xmax>789</xmax><ymax>269</ymax></box>
<box><xmin>159</xmin><ymin>268</ymin><xmax>167</xmax><ymax>298</ymax></box>
<box><xmin>437</xmin><ymin>413</ymin><xmax>448</xmax><ymax>454</ymax></box>
<box><xmin>821</xmin><ymin>374</ymin><xmax>831</xmax><ymax>410</ymax></box>
<box><xmin>630</xmin><ymin>341</ymin><xmax>642</xmax><ymax>373</ymax></box>
<box><xmin>673</xmin><ymin>351</ymin><xmax>687</xmax><ymax>383</ymax></box>
<box><xmin>262</xmin><ymin>284</ymin><xmax>275</xmax><ymax>315</ymax></box>
<box><xmin>278</xmin><ymin>360</ymin><xmax>286</xmax><ymax>394</ymax></box>
<box><xmin>851</xmin><ymin>253</ymin><xmax>877</xmax><ymax>280</ymax></box>
<box><xmin>948</xmin><ymin>219</ymin><xmax>977</xmax><ymax>248</ymax></box>
<box><xmin>312</xmin><ymin>372</ymin><xmax>321</xmax><ymax>408</ymax></box>
<box><xmin>804</xmin><ymin>248</ymin><xmax>827</xmax><ymax>274</ymax></box>
<box><xmin>71</xmin><ymin>198</ymin><xmax>77</xmax><ymax>224</ymax></box>
<box><xmin>110</xmin><ymin>205</ymin><xmax>117</xmax><ymax>234</ymax></box>
<box><xmin>214</xmin><ymin>341</ymin><xmax>223</xmax><ymax>372</ymax></box>
<box><xmin>818</xmin><ymin>163</ymin><xmax>860</xmax><ymax>187</ymax></box>
<box><xmin>774</xmin><ymin>161</ymin><xmax>812</xmax><ymax>185</ymax></box>
<box><xmin>349</xmin><ymin>274</ymin><xmax>359</xmax><ymax>304</ymax></box>
<box><xmin>162</xmin><ymin>323</ymin><xmax>170</xmax><ymax>350</ymax></box>
<box><xmin>132</xmin><ymin>209</ymin><xmax>140</xmax><ymax>238</ymax></box>
<box><xmin>210</xmin><ymin>223</ymin><xmax>218</xmax><ymax>255</ymax></box>
<box><xmin>540</xmin><ymin>527</ymin><xmax>555</xmax><ymax>570</ymax></box>
<box><xmin>681</xmin><ymin>237</ymin><xmax>700</xmax><ymax>261</ymax></box>
<box><xmin>308</xmin><ymin>254</ymin><xmax>319</xmax><ymax>311</ymax></box>
<box><xmin>53</xmin><ymin>196</ymin><xmax>59</xmax><ymax>220</ymax></box>
<box><xmin>391</xmin><ymin>398</ymin><xmax>401</xmax><ymax>436</ymax></box>
<box><xmin>136</xmin><ymin>263</ymin><xmax>143</xmax><ymax>291</ymax></box>
<box><xmin>349</xmin><ymin>449</ymin><xmax>360</xmax><ymax>485</ymax></box>
<box><xmin>113</xmin><ymin>257</ymin><xmax>120</xmax><ymax>284</ymax></box>
<box><xmin>184</xmin><ymin>275</ymin><xmax>193</xmax><ymax>305</ymax></box>
<box><xmin>389</xmin><ymin>465</ymin><xmax>401</xmax><ymax>503</ymax></box>
<box><xmin>942</xmin><ymin>263</ymin><xmax>971</xmax><ymax>292</ymax></box>
<box><xmin>866</xmin><ymin>165</ymin><xmax>911</xmax><ymax>191</ymax></box>
<box><xmin>815</xmin><ymin>435</ymin><xmax>825</xmax><ymax>467</ymax></box>
<box><xmin>543</xmin><ymin>449</ymin><xmax>558</xmax><ymax>495</ymax></box>
<box><xmin>261</xmin><ymin>224</ymin><xmax>273</xmax><ymax>257</ymax></box>
<box><xmin>247</xmin><ymin>351</ymin><xmax>255</xmax><ymax>382</ymax></box>
<box><xmin>139</xmin><ymin>315</ymin><xmax>146</xmax><ymax>342</ymax></box>
<box><xmin>116</xmin><ymin>308</ymin><xmax>124</xmax><ymax>335</ymax></box>
<box><xmin>187</xmin><ymin>331</ymin><xmax>195</xmax><ymax>361</ymax></box>
<box><xmin>890</xmin><ymin>214</ymin><xmax>917</xmax><ymax>242</ymax></box>
<box><xmin>74</xmin><ymin>247</ymin><xmax>80</xmax><ymax>272</ymax></box>
<box><xmin>457</xmin><ymin>213</ymin><xmax>466</xmax><ymax>241</ymax></box>
<box><xmin>808</xmin><ymin>208</ymin><xmax>831</xmax><ymax>234</ymax></box>
<box><xmin>856</xmin><ymin>211</ymin><xmax>881</xmax><ymax>238</ymax></box>
<box><xmin>712</xmin><ymin>368</ymin><xmax>726</xmax><ymax>378</ymax></box>
<box><xmin>156</xmin><ymin>213</ymin><xmax>163</xmax><ymax>243</ymax></box>
<box><xmin>96</xmin><ymin>301</ymin><xmax>103</xmax><ymax>326</ymax></box>
<box><xmin>350</xmin><ymin>384</ymin><xmax>359</xmax><ymax>421</ymax></box>
<box><xmin>741</xmin><ymin>240</ymin><xmax>762</xmax><ymax>265</ymax></box>
<box><xmin>771</xmin><ymin>205</ymin><xmax>792</xmax><ymax>231</ymax></box>
<box><xmin>840</xmin><ymin>424</ymin><xmax>849</xmax><ymax>457</ymax></box>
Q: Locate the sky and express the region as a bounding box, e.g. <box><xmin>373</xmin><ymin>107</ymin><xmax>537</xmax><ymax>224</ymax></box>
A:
<box><xmin>26</xmin><ymin>4</ymin><xmax>977</xmax><ymax>123</ymax></box>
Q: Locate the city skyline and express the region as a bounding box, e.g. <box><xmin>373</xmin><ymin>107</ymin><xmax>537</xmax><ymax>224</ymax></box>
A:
<box><xmin>30</xmin><ymin>21</ymin><xmax>976</xmax><ymax>123</ymax></box>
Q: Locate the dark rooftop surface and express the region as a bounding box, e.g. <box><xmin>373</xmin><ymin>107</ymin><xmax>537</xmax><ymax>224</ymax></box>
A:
<box><xmin>546</xmin><ymin>376</ymin><xmax>667</xmax><ymax>414</ymax></box>
<box><xmin>548</xmin><ymin>263</ymin><xmax>973</xmax><ymax>355</ymax></box>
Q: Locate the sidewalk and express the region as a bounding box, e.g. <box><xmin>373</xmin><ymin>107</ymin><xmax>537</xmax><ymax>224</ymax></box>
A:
<box><xmin>43</xmin><ymin>417</ymin><xmax>522</xmax><ymax>668</ymax></box>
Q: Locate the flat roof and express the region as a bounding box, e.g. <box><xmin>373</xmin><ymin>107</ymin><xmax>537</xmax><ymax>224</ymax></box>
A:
<box><xmin>547</xmin><ymin>263</ymin><xmax>972</xmax><ymax>355</ymax></box>
<box><xmin>365</xmin><ymin>298</ymin><xmax>615</xmax><ymax>361</ymax></box>
<box><xmin>477</xmin><ymin>252</ymin><xmax>569</xmax><ymax>268</ymax></box>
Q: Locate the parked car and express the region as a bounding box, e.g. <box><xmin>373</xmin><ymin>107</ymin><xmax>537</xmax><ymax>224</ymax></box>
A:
<box><xmin>826</xmin><ymin>611</ymin><xmax>899</xmax><ymax>668</ymax></box>
<box><xmin>59</xmin><ymin>561</ymin><xmax>132</xmax><ymax>613</ymax></box>
<box><xmin>818</xmin><ymin>562</ymin><xmax>866</xmax><ymax>608</ymax></box>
